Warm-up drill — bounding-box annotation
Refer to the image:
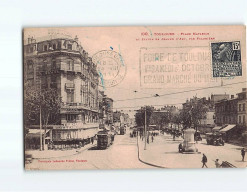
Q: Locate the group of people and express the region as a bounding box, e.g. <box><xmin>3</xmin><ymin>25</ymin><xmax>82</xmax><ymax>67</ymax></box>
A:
<box><xmin>130</xmin><ymin>131</ymin><xmax>138</xmax><ymax>138</ymax></box>
<box><xmin>138</xmin><ymin>131</ymin><xmax>157</xmax><ymax>144</ymax></box>
<box><xmin>201</xmin><ymin>148</ymin><xmax>246</xmax><ymax>168</ymax></box>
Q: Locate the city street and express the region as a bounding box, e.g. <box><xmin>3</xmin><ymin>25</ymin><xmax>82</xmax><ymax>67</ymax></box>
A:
<box><xmin>25</xmin><ymin>129</ymin><xmax>155</xmax><ymax>170</ymax></box>
<box><xmin>26</xmin><ymin>128</ymin><xmax>247</xmax><ymax>170</ymax></box>
<box><xmin>138</xmin><ymin>132</ymin><xmax>247</xmax><ymax>168</ymax></box>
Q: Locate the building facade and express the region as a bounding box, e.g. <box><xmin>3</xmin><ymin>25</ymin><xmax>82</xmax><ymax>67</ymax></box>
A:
<box><xmin>24</xmin><ymin>36</ymin><xmax>101</xmax><ymax>147</ymax></box>
<box><xmin>215</xmin><ymin>96</ymin><xmax>238</xmax><ymax>126</ymax></box>
<box><xmin>237</xmin><ymin>88</ymin><xmax>247</xmax><ymax>129</ymax></box>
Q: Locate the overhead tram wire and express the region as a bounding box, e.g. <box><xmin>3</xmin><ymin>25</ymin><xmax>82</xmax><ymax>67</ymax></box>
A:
<box><xmin>113</xmin><ymin>81</ymin><xmax>247</xmax><ymax>102</ymax></box>
<box><xmin>109</xmin><ymin>86</ymin><xmax>156</xmax><ymax>96</ymax></box>
<box><xmin>113</xmin><ymin>102</ymin><xmax>185</xmax><ymax>111</ymax></box>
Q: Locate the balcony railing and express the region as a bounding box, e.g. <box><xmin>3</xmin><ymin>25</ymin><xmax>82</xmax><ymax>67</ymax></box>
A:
<box><xmin>62</xmin><ymin>102</ymin><xmax>99</xmax><ymax>112</ymax></box>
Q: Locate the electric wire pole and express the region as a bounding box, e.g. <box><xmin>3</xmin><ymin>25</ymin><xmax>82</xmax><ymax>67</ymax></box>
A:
<box><xmin>144</xmin><ymin>106</ymin><xmax>147</xmax><ymax>150</ymax></box>
<box><xmin>40</xmin><ymin>80</ymin><xmax>42</xmax><ymax>151</ymax></box>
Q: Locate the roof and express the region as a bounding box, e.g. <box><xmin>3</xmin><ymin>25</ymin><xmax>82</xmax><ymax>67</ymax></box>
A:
<box><xmin>220</xmin><ymin>125</ymin><xmax>236</xmax><ymax>133</ymax></box>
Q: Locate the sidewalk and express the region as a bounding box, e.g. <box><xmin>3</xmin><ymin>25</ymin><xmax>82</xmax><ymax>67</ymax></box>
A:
<box><xmin>138</xmin><ymin>133</ymin><xmax>247</xmax><ymax>168</ymax></box>
<box><xmin>26</xmin><ymin>142</ymin><xmax>97</xmax><ymax>159</ymax></box>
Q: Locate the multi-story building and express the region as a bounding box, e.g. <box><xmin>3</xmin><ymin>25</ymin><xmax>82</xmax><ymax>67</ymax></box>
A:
<box><xmin>103</xmin><ymin>96</ymin><xmax>114</xmax><ymax>125</ymax></box>
<box><xmin>215</xmin><ymin>95</ymin><xmax>238</xmax><ymax>126</ymax></box>
<box><xmin>237</xmin><ymin>88</ymin><xmax>247</xmax><ymax>129</ymax></box>
<box><xmin>97</xmin><ymin>91</ymin><xmax>114</xmax><ymax>126</ymax></box>
<box><xmin>24</xmin><ymin>35</ymin><xmax>100</xmax><ymax>148</ymax></box>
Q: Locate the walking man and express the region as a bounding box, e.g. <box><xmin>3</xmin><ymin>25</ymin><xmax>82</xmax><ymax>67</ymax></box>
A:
<box><xmin>241</xmin><ymin>148</ymin><xmax>245</xmax><ymax>162</ymax></box>
<box><xmin>151</xmin><ymin>135</ymin><xmax>154</xmax><ymax>142</ymax></box>
<box><xmin>202</xmin><ymin>153</ymin><xmax>208</xmax><ymax>168</ymax></box>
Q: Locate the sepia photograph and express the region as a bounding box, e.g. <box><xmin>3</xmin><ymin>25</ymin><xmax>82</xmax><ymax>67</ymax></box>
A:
<box><xmin>23</xmin><ymin>26</ymin><xmax>246</xmax><ymax>170</ymax></box>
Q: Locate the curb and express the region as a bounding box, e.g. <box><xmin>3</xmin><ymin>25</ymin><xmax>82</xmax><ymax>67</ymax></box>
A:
<box><xmin>136</xmin><ymin>135</ymin><xmax>167</xmax><ymax>169</ymax></box>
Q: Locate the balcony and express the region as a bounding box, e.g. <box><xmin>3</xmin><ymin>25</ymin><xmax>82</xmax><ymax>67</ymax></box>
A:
<box><xmin>62</xmin><ymin>102</ymin><xmax>89</xmax><ymax>110</ymax></box>
<box><xmin>53</xmin><ymin>122</ymin><xmax>99</xmax><ymax>130</ymax></box>
<box><xmin>61</xmin><ymin>102</ymin><xmax>99</xmax><ymax>112</ymax></box>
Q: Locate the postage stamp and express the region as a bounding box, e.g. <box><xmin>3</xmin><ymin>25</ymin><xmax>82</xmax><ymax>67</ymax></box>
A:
<box><xmin>211</xmin><ymin>41</ymin><xmax>242</xmax><ymax>77</ymax></box>
<box><xmin>92</xmin><ymin>50</ymin><xmax>126</xmax><ymax>88</ymax></box>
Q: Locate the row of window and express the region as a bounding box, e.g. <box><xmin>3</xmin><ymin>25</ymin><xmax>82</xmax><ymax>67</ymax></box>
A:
<box><xmin>26</xmin><ymin>41</ymin><xmax>73</xmax><ymax>53</ymax></box>
<box><xmin>215</xmin><ymin>103</ymin><xmax>246</xmax><ymax>113</ymax></box>
<box><xmin>215</xmin><ymin>104</ymin><xmax>237</xmax><ymax>113</ymax></box>
<box><xmin>216</xmin><ymin>115</ymin><xmax>246</xmax><ymax>125</ymax></box>
<box><xmin>66</xmin><ymin>90</ymin><xmax>97</xmax><ymax>108</ymax></box>
<box><xmin>42</xmin><ymin>42</ymin><xmax>67</xmax><ymax>51</ymax></box>
<box><xmin>216</xmin><ymin>116</ymin><xmax>236</xmax><ymax>124</ymax></box>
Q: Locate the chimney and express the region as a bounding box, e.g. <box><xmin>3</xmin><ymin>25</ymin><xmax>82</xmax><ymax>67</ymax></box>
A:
<box><xmin>231</xmin><ymin>95</ymin><xmax>234</xmax><ymax>99</ymax></box>
<box><xmin>28</xmin><ymin>37</ymin><xmax>32</xmax><ymax>44</ymax></box>
<box><xmin>31</xmin><ymin>37</ymin><xmax>36</xmax><ymax>43</ymax></box>
<box><xmin>74</xmin><ymin>35</ymin><xmax>79</xmax><ymax>42</ymax></box>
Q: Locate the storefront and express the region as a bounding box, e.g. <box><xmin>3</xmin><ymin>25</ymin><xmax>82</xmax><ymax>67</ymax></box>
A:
<box><xmin>50</xmin><ymin>123</ymin><xmax>99</xmax><ymax>149</ymax></box>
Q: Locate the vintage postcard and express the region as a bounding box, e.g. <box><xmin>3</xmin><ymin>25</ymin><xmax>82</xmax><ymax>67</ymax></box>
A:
<box><xmin>23</xmin><ymin>25</ymin><xmax>247</xmax><ymax>170</ymax></box>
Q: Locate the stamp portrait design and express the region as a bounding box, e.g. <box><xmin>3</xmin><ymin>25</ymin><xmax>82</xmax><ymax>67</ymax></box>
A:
<box><xmin>24</xmin><ymin>26</ymin><xmax>246</xmax><ymax>170</ymax></box>
<box><xmin>211</xmin><ymin>41</ymin><xmax>242</xmax><ymax>77</ymax></box>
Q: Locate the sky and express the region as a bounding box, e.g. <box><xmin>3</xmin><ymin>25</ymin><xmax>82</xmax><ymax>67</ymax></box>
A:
<box><xmin>24</xmin><ymin>26</ymin><xmax>246</xmax><ymax>118</ymax></box>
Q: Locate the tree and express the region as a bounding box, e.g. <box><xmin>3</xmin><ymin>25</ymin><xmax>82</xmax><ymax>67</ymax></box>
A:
<box><xmin>180</xmin><ymin>99</ymin><xmax>208</xmax><ymax>131</ymax></box>
<box><xmin>24</xmin><ymin>82</ymin><xmax>62</xmax><ymax>150</ymax></box>
<box><xmin>135</xmin><ymin>106</ymin><xmax>153</xmax><ymax>127</ymax></box>
<box><xmin>172</xmin><ymin>112</ymin><xmax>182</xmax><ymax>130</ymax></box>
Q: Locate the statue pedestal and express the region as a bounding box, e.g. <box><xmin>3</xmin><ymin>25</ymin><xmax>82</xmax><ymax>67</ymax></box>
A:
<box><xmin>182</xmin><ymin>128</ymin><xmax>198</xmax><ymax>153</ymax></box>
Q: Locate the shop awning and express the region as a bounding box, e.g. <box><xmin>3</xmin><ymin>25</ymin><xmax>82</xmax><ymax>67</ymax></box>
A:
<box><xmin>212</xmin><ymin>126</ymin><xmax>222</xmax><ymax>131</ymax></box>
<box><xmin>26</xmin><ymin>129</ymin><xmax>50</xmax><ymax>139</ymax></box>
<box><xmin>77</xmin><ymin>128</ymin><xmax>99</xmax><ymax>139</ymax></box>
<box><xmin>220</xmin><ymin>125</ymin><xmax>236</xmax><ymax>133</ymax></box>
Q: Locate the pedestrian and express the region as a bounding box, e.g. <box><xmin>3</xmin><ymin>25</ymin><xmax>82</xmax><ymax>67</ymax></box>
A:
<box><xmin>91</xmin><ymin>137</ymin><xmax>94</xmax><ymax>144</ymax></box>
<box><xmin>151</xmin><ymin>135</ymin><xmax>154</xmax><ymax>142</ymax></box>
<box><xmin>147</xmin><ymin>137</ymin><xmax>149</xmax><ymax>144</ymax></box>
<box><xmin>241</xmin><ymin>148</ymin><xmax>245</xmax><ymax>162</ymax></box>
<box><xmin>214</xmin><ymin>159</ymin><xmax>221</xmax><ymax>168</ymax></box>
<box><xmin>201</xmin><ymin>154</ymin><xmax>208</xmax><ymax>168</ymax></box>
<box><xmin>178</xmin><ymin>143</ymin><xmax>183</xmax><ymax>153</ymax></box>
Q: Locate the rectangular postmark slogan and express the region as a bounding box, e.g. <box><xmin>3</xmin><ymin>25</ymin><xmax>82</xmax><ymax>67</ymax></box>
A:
<box><xmin>139</xmin><ymin>46</ymin><xmax>219</xmax><ymax>89</ymax></box>
<box><xmin>211</xmin><ymin>41</ymin><xmax>242</xmax><ymax>77</ymax></box>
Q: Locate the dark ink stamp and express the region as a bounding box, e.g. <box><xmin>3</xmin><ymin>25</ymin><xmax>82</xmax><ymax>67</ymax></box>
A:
<box><xmin>92</xmin><ymin>50</ymin><xmax>126</xmax><ymax>88</ymax></box>
<box><xmin>211</xmin><ymin>41</ymin><xmax>242</xmax><ymax>77</ymax></box>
